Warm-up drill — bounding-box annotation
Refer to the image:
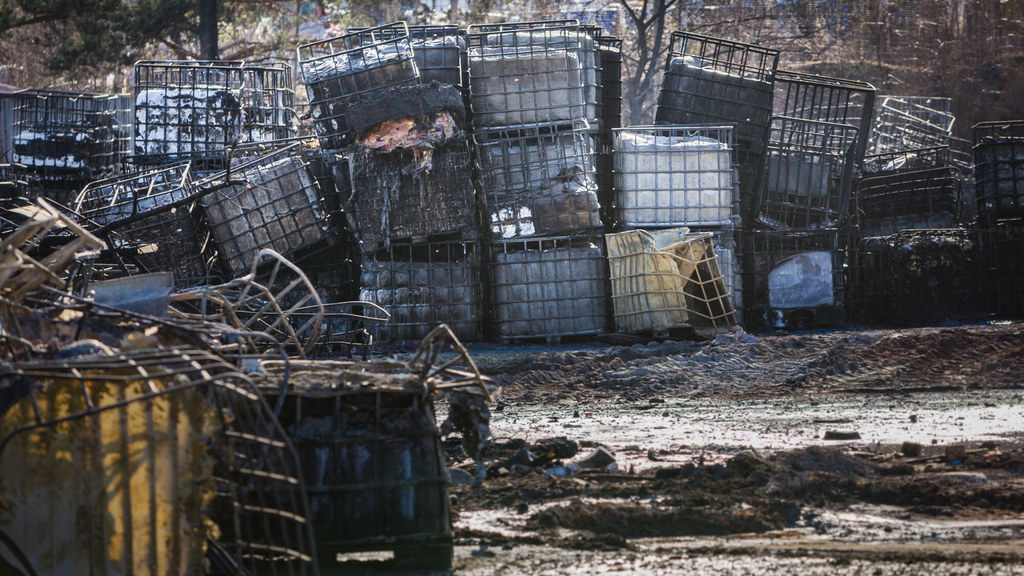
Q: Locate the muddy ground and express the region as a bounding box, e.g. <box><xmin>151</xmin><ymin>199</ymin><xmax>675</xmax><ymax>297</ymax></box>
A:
<box><xmin>433</xmin><ymin>323</ymin><xmax>1024</xmax><ymax>575</ymax></box>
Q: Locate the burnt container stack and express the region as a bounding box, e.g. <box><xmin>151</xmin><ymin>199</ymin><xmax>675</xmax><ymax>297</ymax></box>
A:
<box><xmin>300</xmin><ymin>23</ymin><xmax>483</xmax><ymax>341</ymax></box>
<box><xmin>740</xmin><ymin>71</ymin><xmax>875</xmax><ymax>330</ymax></box>
<box><xmin>5</xmin><ymin>90</ymin><xmax>128</xmax><ymax>206</ymax></box>
<box><xmin>592</xmin><ymin>31</ymin><xmax>623</xmax><ymax>229</ymax></box>
<box><xmin>468</xmin><ymin>20</ymin><xmax>608</xmax><ymax>342</ymax></box>
<box><xmin>857</xmin><ymin>146</ymin><xmax>962</xmax><ymax>237</ymax></box>
<box><xmin>974</xmin><ymin>120</ymin><xmax>1024</xmax><ymax>318</ymax></box>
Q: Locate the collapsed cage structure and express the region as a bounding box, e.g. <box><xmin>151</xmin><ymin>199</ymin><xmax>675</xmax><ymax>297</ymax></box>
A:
<box><xmin>869</xmin><ymin>95</ymin><xmax>954</xmax><ymax>155</ymax></box>
<box><xmin>655</xmin><ymin>32</ymin><xmax>780</xmax><ymax>224</ymax></box>
<box><xmin>74</xmin><ymin>162</ymin><xmax>212</xmax><ymax>289</ymax></box>
<box><xmin>133</xmin><ymin>60</ymin><xmax>296</xmax><ymax>167</ymax></box>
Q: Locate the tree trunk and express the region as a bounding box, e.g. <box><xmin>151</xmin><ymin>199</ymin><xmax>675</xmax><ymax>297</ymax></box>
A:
<box><xmin>200</xmin><ymin>0</ymin><xmax>218</xmax><ymax>60</ymax></box>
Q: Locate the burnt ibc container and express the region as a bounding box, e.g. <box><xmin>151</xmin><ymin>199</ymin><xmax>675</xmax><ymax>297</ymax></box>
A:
<box><xmin>655</xmin><ymin>32</ymin><xmax>779</xmax><ymax>224</ymax></box>
<box><xmin>133</xmin><ymin>60</ymin><xmax>295</xmax><ymax>167</ymax></box>
<box><xmin>854</xmin><ymin>230</ymin><xmax>983</xmax><ymax>326</ymax></box>
<box><xmin>351</xmin><ymin>24</ymin><xmax>465</xmax><ymax>87</ymax></box>
<box><xmin>979</xmin><ymin>218</ymin><xmax>1024</xmax><ymax>319</ymax></box>
<box><xmin>740</xmin><ymin>228</ymin><xmax>850</xmax><ymax>331</ymax></box>
<box><xmin>772</xmin><ymin>71</ymin><xmax>875</xmax><ymax>169</ymax></box>
<box><xmin>857</xmin><ymin>155</ymin><xmax>962</xmax><ymax>237</ymax></box>
<box><xmin>345</xmin><ymin>83</ymin><xmax>477</xmax><ymax>253</ymax></box>
<box><xmin>74</xmin><ymin>162</ymin><xmax>213</xmax><ymax>289</ymax></box>
<box><xmin>467</xmin><ymin>20</ymin><xmax>593</xmax><ymax>129</ymax></box>
<box><xmin>490</xmin><ymin>234</ymin><xmax>607</xmax><ymax>342</ymax></box>
<box><xmin>199</xmin><ymin>143</ymin><xmax>330</xmax><ymax>277</ymax></box>
<box><xmin>268</xmin><ymin>375</ymin><xmax>453</xmax><ymax>571</ymax></box>
<box><xmin>758</xmin><ymin>116</ymin><xmax>859</xmax><ymax>229</ymax></box>
<box><xmin>360</xmin><ymin>239</ymin><xmax>481</xmax><ymax>342</ymax></box>
<box><xmin>973</xmin><ymin>120</ymin><xmax>1024</xmax><ymax>224</ymax></box>
<box><xmin>9</xmin><ymin>90</ymin><xmax>124</xmax><ymax>203</ymax></box>
<box><xmin>474</xmin><ymin>121</ymin><xmax>601</xmax><ymax>240</ymax></box>
<box><xmin>298</xmin><ymin>22</ymin><xmax>420</xmax><ymax>153</ymax></box>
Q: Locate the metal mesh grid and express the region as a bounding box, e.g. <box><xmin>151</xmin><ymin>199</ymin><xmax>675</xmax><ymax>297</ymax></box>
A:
<box><xmin>605</xmin><ymin>228</ymin><xmax>736</xmax><ymax>334</ymax></box>
<box><xmin>857</xmin><ymin>166</ymin><xmax>962</xmax><ymax>237</ymax></box>
<box><xmin>467</xmin><ymin>21</ymin><xmax>591</xmax><ymax>129</ymax></box>
<box><xmin>267</xmin><ymin>384</ymin><xmax>450</xmax><ymax>567</ymax></box>
<box><xmin>9</xmin><ymin>90</ymin><xmax>122</xmax><ymax>178</ymax></box>
<box><xmin>759</xmin><ymin>116</ymin><xmax>860</xmax><ymax>229</ymax></box>
<box><xmin>613</xmin><ymin>125</ymin><xmax>736</xmax><ymax>228</ymax></box>
<box><xmin>980</xmin><ymin>219</ymin><xmax>1024</xmax><ymax>318</ymax></box>
<box><xmin>773</xmin><ymin>70</ymin><xmax>875</xmax><ymax>167</ymax></box>
<box><xmin>596</xmin><ymin>35</ymin><xmax>623</xmax><ymax>137</ymax></box>
<box><xmin>490</xmin><ymin>235</ymin><xmax>607</xmax><ymax>341</ymax></box>
<box><xmin>0</xmin><ymin>163</ymin><xmax>31</xmax><ymax>205</ymax></box>
<box><xmin>359</xmin><ymin>239</ymin><xmax>481</xmax><ymax>342</ymax></box>
<box><xmin>352</xmin><ymin>24</ymin><xmax>464</xmax><ymax>87</ymax></box>
<box><xmin>869</xmin><ymin>96</ymin><xmax>954</xmax><ymax>155</ymax></box>
<box><xmin>862</xmin><ymin>145</ymin><xmax>952</xmax><ymax>175</ymax></box>
<box><xmin>133</xmin><ymin>60</ymin><xmax>296</xmax><ymax>166</ymax></box>
<box><xmin>298</xmin><ymin>22</ymin><xmax>419</xmax><ymax>152</ymax></box>
<box><xmin>0</xmin><ymin>347</ymin><xmax>318</xmax><ymax>576</ymax></box>
<box><xmin>474</xmin><ymin>121</ymin><xmax>601</xmax><ymax>239</ymax></box>
<box><xmin>74</xmin><ymin>162</ymin><xmax>213</xmax><ymax>289</ymax></box>
<box><xmin>740</xmin><ymin>228</ymin><xmax>849</xmax><ymax>330</ymax></box>
<box><xmin>655</xmin><ymin>32</ymin><xmax>779</xmax><ymax>222</ymax></box>
<box><xmin>853</xmin><ymin>229</ymin><xmax>982</xmax><ymax>326</ymax></box>
<box><xmin>973</xmin><ymin>120</ymin><xmax>1024</xmax><ymax>223</ymax></box>
<box><xmin>348</xmin><ymin>137</ymin><xmax>477</xmax><ymax>253</ymax></box>
<box><xmin>199</xmin><ymin>144</ymin><xmax>329</xmax><ymax>277</ymax></box>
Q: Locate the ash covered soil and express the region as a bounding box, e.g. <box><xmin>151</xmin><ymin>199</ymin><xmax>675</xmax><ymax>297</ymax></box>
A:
<box><xmin>442</xmin><ymin>323</ymin><xmax>1024</xmax><ymax>575</ymax></box>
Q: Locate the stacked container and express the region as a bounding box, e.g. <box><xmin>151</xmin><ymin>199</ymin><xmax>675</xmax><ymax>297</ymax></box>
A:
<box><xmin>857</xmin><ymin>147</ymin><xmax>962</xmax><ymax>237</ymax></box>
<box><xmin>468</xmin><ymin>20</ymin><xmax>607</xmax><ymax>342</ymax></box>
<box><xmin>974</xmin><ymin>121</ymin><xmax>1024</xmax><ymax>318</ymax></box>
<box><xmin>609</xmin><ymin>124</ymin><xmax>739</xmax><ymax>333</ymax></box>
<box><xmin>655</xmin><ymin>32</ymin><xmax>779</xmax><ymax>225</ymax></box>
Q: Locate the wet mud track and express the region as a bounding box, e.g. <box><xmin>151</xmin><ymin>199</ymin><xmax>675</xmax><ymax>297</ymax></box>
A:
<box><xmin>388</xmin><ymin>323</ymin><xmax>1024</xmax><ymax>574</ymax></box>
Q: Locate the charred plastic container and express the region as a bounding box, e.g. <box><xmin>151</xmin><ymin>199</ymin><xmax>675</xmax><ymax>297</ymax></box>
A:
<box><xmin>475</xmin><ymin>121</ymin><xmax>601</xmax><ymax>240</ymax></box>
<box><xmin>973</xmin><ymin>120</ymin><xmax>1024</xmax><ymax>224</ymax></box>
<box><xmin>8</xmin><ymin>90</ymin><xmax>125</xmax><ymax>204</ymax></box>
<box><xmin>655</xmin><ymin>32</ymin><xmax>779</xmax><ymax>223</ymax></box>
<box><xmin>264</xmin><ymin>365</ymin><xmax>453</xmax><ymax>571</ymax></box>
<box><xmin>74</xmin><ymin>162</ymin><xmax>212</xmax><ymax>289</ymax></box>
<box><xmin>467</xmin><ymin>22</ymin><xmax>592</xmax><ymax>129</ymax></box>
<box><xmin>199</xmin><ymin>143</ymin><xmax>329</xmax><ymax>277</ymax></box>
<box><xmin>346</xmin><ymin>83</ymin><xmax>477</xmax><ymax>253</ymax></box>
<box><xmin>759</xmin><ymin>116</ymin><xmax>860</xmax><ymax>229</ymax></box>
<box><xmin>853</xmin><ymin>229</ymin><xmax>982</xmax><ymax>326</ymax></box>
<box><xmin>351</xmin><ymin>24</ymin><xmax>465</xmax><ymax>86</ymax></box>
<box><xmin>298</xmin><ymin>22</ymin><xmax>420</xmax><ymax>153</ymax></box>
<box><xmin>490</xmin><ymin>235</ymin><xmax>607</xmax><ymax>342</ymax></box>
<box><xmin>613</xmin><ymin>125</ymin><xmax>736</xmax><ymax>229</ymax></box>
<box><xmin>857</xmin><ymin>151</ymin><xmax>962</xmax><ymax>237</ymax></box>
<box><xmin>979</xmin><ymin>218</ymin><xmax>1024</xmax><ymax>319</ymax></box>
<box><xmin>360</xmin><ymin>239</ymin><xmax>481</xmax><ymax>342</ymax></box>
<box><xmin>133</xmin><ymin>60</ymin><xmax>295</xmax><ymax>166</ymax></box>
<box><xmin>741</xmin><ymin>228</ymin><xmax>849</xmax><ymax>330</ymax></box>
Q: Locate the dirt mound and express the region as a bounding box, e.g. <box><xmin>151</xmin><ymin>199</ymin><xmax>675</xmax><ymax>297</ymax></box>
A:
<box><xmin>528</xmin><ymin>499</ymin><xmax>797</xmax><ymax>538</ymax></box>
